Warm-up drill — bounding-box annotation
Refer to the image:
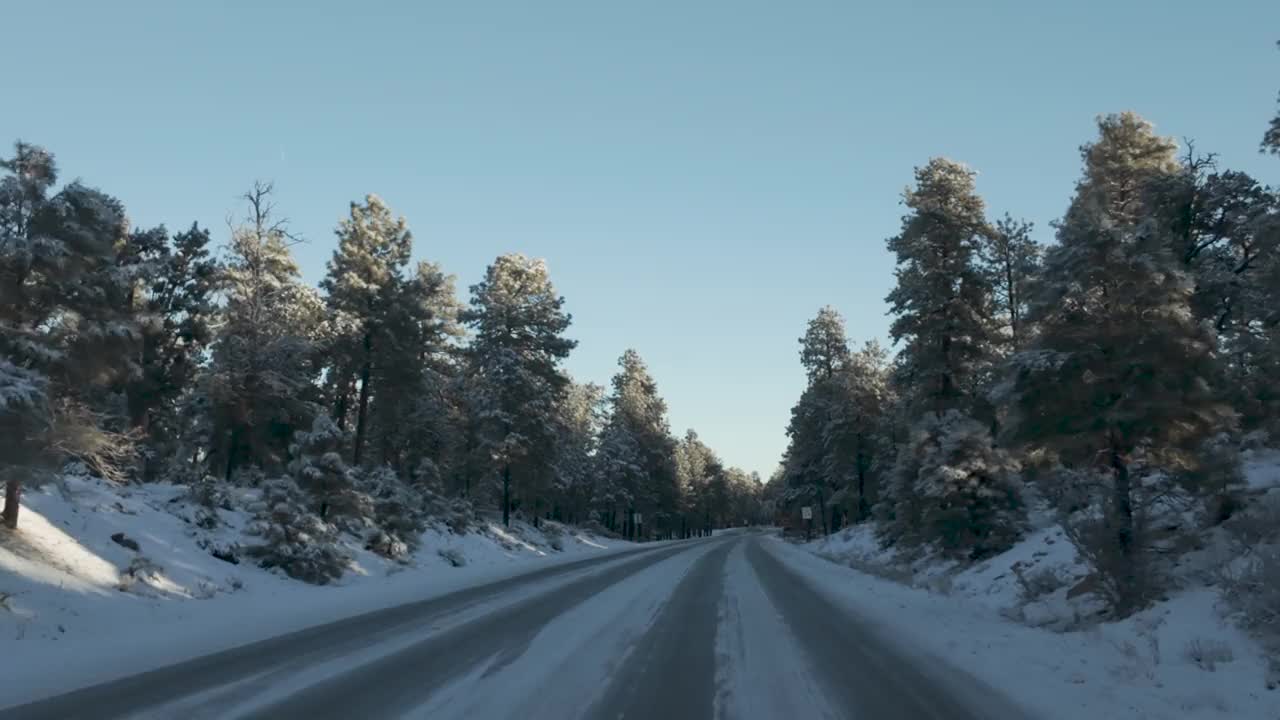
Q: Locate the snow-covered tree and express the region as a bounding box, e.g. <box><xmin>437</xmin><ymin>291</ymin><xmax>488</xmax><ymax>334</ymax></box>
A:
<box><xmin>463</xmin><ymin>254</ymin><xmax>576</xmax><ymax>526</ymax></box>
<box><xmin>799</xmin><ymin>306</ymin><xmax>850</xmax><ymax>381</ymax></box>
<box><xmin>886</xmin><ymin>410</ymin><xmax>1022</xmax><ymax>558</ymax></box>
<box><xmin>125</xmin><ymin>223</ymin><xmax>217</xmax><ymax>479</ymax></box>
<box><xmin>881</xmin><ymin>157</ymin><xmax>1018</xmax><ymax>551</ymax></box>
<box><xmin>200</xmin><ymin>183</ymin><xmax>322</xmax><ymax>480</ymax></box>
<box><xmin>1146</xmin><ymin>153</ymin><xmax>1280</xmax><ymax>434</ymax></box>
<box><xmin>886</xmin><ymin>157</ymin><xmax>1000</xmax><ymax>416</ymax></box>
<box><xmin>551</xmin><ymin>380</ymin><xmax>605</xmax><ymax>524</ymax></box>
<box><xmin>675</xmin><ymin>429</ymin><xmax>719</xmax><ymax>536</ymax></box>
<box><xmin>0</xmin><ymin>142</ymin><xmax>141</xmax><ymax>526</ymax></box>
<box><xmin>824</xmin><ymin>341</ymin><xmax>893</xmax><ymax>524</ymax></box>
<box><xmin>320</xmin><ymin>195</ymin><xmax>414</xmax><ymax>465</ymax></box>
<box><xmin>999</xmin><ymin>113</ymin><xmax>1235</xmax><ymax>611</ymax></box>
<box><xmin>244</xmin><ymin>476</ymin><xmax>350</xmax><ymax>584</ymax></box>
<box><xmin>982</xmin><ymin>215</ymin><xmax>1041</xmax><ymax>353</ymax></box>
<box><xmin>783</xmin><ymin>307</ymin><xmax>894</xmax><ymax>533</ymax></box>
<box><xmin>288</xmin><ymin>416</ymin><xmax>359</xmax><ymax>520</ymax></box>
<box><xmin>366</xmin><ymin>260</ymin><xmax>463</xmax><ymax>472</ymax></box>
<box><xmin>597</xmin><ymin>350</ymin><xmax>679</xmax><ymax>539</ymax></box>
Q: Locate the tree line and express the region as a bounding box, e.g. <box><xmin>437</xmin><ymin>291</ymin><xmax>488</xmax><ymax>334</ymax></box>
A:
<box><xmin>773</xmin><ymin>84</ymin><xmax>1280</xmax><ymax>615</ymax></box>
<box><xmin>0</xmin><ymin>157</ymin><xmax>763</xmax><ymax>581</ymax></box>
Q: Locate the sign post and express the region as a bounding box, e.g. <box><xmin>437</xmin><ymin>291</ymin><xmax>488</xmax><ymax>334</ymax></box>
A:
<box><xmin>801</xmin><ymin>506</ymin><xmax>813</xmax><ymax>541</ymax></box>
<box><xmin>633</xmin><ymin>513</ymin><xmax>643</xmax><ymax>541</ymax></box>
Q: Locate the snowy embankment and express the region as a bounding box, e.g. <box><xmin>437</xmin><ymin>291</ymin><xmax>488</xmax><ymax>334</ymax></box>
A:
<box><xmin>786</xmin><ymin>450</ymin><xmax>1280</xmax><ymax>720</ymax></box>
<box><xmin>0</xmin><ymin>476</ymin><xmax>644</xmax><ymax>708</ymax></box>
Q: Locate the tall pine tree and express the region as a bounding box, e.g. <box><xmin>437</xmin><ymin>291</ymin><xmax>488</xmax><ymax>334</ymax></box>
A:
<box><xmin>883</xmin><ymin>158</ymin><xmax>1021</xmax><ymax>556</ymax></box>
<box><xmin>463</xmin><ymin>254</ymin><xmax>576</xmax><ymax>526</ymax></box>
<box><xmin>1000</xmin><ymin>113</ymin><xmax>1235</xmax><ymax>611</ymax></box>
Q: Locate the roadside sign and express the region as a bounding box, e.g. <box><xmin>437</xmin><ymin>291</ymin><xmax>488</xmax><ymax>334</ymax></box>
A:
<box><xmin>633</xmin><ymin>513</ymin><xmax>643</xmax><ymax>525</ymax></box>
<box><xmin>801</xmin><ymin>506</ymin><xmax>812</xmax><ymax>520</ymax></box>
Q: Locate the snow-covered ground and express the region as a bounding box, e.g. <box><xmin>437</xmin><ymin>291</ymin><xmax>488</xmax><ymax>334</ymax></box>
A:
<box><xmin>0</xmin><ymin>475</ymin><xmax>648</xmax><ymax>708</ymax></box>
<box><xmin>787</xmin><ymin>450</ymin><xmax>1280</xmax><ymax>720</ymax></box>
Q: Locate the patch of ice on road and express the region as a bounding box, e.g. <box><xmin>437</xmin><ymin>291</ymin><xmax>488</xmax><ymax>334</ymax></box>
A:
<box><xmin>713</xmin><ymin>541</ymin><xmax>837</xmax><ymax>720</ymax></box>
<box><xmin>404</xmin><ymin>543</ymin><xmax>719</xmax><ymax>720</ymax></box>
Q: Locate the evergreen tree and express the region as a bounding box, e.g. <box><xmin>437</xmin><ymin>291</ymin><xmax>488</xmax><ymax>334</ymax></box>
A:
<box><xmin>366</xmin><ymin>260</ymin><xmax>462</xmax><ymax>472</ymax></box>
<box><xmin>550</xmin><ymin>381</ymin><xmax>605</xmax><ymax>525</ymax></box>
<box><xmin>886</xmin><ymin>158</ymin><xmax>999</xmax><ymax>416</ymax></box>
<box><xmin>887</xmin><ymin>410</ymin><xmax>1021</xmax><ymax>558</ymax></box>
<box><xmin>597</xmin><ymin>350</ymin><xmax>680</xmax><ymax>539</ymax></box>
<box><xmin>882</xmin><ymin>157</ymin><xmax>1019</xmax><ymax>553</ymax></box>
<box><xmin>125</xmin><ymin>223</ymin><xmax>217</xmax><ymax>478</ymax></box>
<box><xmin>463</xmin><ymin>254</ymin><xmax>576</xmax><ymax>526</ymax></box>
<box><xmin>799</xmin><ymin>306</ymin><xmax>850</xmax><ymax>381</ymax></box>
<box><xmin>675</xmin><ymin>429</ymin><xmax>718</xmax><ymax>536</ymax></box>
<box><xmin>201</xmin><ymin>183</ymin><xmax>322</xmax><ymax>480</ymax></box>
<box><xmin>825</xmin><ymin>341</ymin><xmax>892</xmax><ymax>523</ymax></box>
<box><xmin>999</xmin><ymin>113</ymin><xmax>1235</xmax><ymax>611</ymax></box>
<box><xmin>1</xmin><ymin>142</ymin><xmax>140</xmax><ymax>526</ymax></box>
<box><xmin>982</xmin><ymin>215</ymin><xmax>1041</xmax><ymax>353</ymax></box>
<box><xmin>320</xmin><ymin>195</ymin><xmax>414</xmax><ymax>466</ymax></box>
<box><xmin>1146</xmin><ymin>153</ymin><xmax>1280</xmax><ymax>433</ymax></box>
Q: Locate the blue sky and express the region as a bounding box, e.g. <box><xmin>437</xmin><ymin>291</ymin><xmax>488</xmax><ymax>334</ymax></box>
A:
<box><xmin>4</xmin><ymin>1</ymin><xmax>1278</xmax><ymax>478</ymax></box>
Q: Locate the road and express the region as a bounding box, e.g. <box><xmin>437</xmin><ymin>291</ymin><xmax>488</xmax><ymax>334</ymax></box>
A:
<box><xmin>0</xmin><ymin>532</ymin><xmax>1028</xmax><ymax>720</ymax></box>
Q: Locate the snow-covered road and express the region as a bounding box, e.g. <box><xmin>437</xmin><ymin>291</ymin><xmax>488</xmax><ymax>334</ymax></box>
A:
<box><xmin>0</xmin><ymin>532</ymin><xmax>1029</xmax><ymax>720</ymax></box>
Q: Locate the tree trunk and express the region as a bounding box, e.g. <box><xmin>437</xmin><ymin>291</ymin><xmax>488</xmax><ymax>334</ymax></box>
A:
<box><xmin>816</xmin><ymin>489</ymin><xmax>828</xmax><ymax>536</ymax></box>
<box><xmin>3</xmin><ymin>475</ymin><xmax>21</xmax><ymax>529</ymax></box>
<box><xmin>224</xmin><ymin>427</ymin><xmax>240</xmax><ymax>483</ymax></box>
<box><xmin>856</xmin><ymin>451</ymin><xmax>869</xmax><ymax>522</ymax></box>
<box><xmin>352</xmin><ymin>333</ymin><xmax>374</xmax><ymax>466</ymax></box>
<box><xmin>333</xmin><ymin>374</ymin><xmax>352</xmax><ymax>431</ymax></box>
<box><xmin>502</xmin><ymin>463</ymin><xmax>511</xmax><ymax>527</ymax></box>
<box><xmin>1110</xmin><ymin>437</ymin><xmax>1137</xmax><ymax>608</ymax></box>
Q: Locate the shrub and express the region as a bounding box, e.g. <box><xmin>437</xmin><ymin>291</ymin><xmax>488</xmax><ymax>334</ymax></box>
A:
<box><xmin>243</xmin><ymin>477</ymin><xmax>350</xmax><ymax>584</ymax></box>
<box><xmin>884</xmin><ymin>411</ymin><xmax>1024</xmax><ymax>559</ymax></box>
<box><xmin>1183</xmin><ymin>637</ymin><xmax>1235</xmax><ymax>671</ymax></box>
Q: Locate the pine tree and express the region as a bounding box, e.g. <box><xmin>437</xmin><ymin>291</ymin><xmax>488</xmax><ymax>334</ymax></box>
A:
<box><xmin>882</xmin><ymin>157</ymin><xmax>1019</xmax><ymax>553</ymax></box>
<box><xmin>782</xmin><ymin>307</ymin><xmax>854</xmax><ymax>533</ymax></box>
<box><xmin>886</xmin><ymin>158</ymin><xmax>999</xmax><ymax>416</ymax></box>
<box><xmin>551</xmin><ymin>381</ymin><xmax>604</xmax><ymax>525</ymax></box>
<box><xmin>366</xmin><ymin>260</ymin><xmax>462</xmax><ymax>472</ymax></box>
<box><xmin>597</xmin><ymin>350</ymin><xmax>679</xmax><ymax>540</ymax></box>
<box><xmin>126</xmin><ymin>223</ymin><xmax>217</xmax><ymax>478</ymax></box>
<box><xmin>289</xmin><ymin>415</ymin><xmax>359</xmax><ymax>521</ymax></box>
<box><xmin>675</xmin><ymin>430</ymin><xmax>719</xmax><ymax>537</ymax></box>
<box><xmin>320</xmin><ymin>195</ymin><xmax>414</xmax><ymax>466</ymax></box>
<box><xmin>982</xmin><ymin>215</ymin><xmax>1041</xmax><ymax>353</ymax></box>
<box><xmin>1146</xmin><ymin>152</ymin><xmax>1280</xmax><ymax>433</ymax></box>
<box><xmin>244</xmin><ymin>475</ymin><xmax>350</xmax><ymax>584</ymax></box>
<box><xmin>825</xmin><ymin>341</ymin><xmax>892</xmax><ymax>523</ymax></box>
<box><xmin>463</xmin><ymin>254</ymin><xmax>576</xmax><ymax>526</ymax></box>
<box><xmin>887</xmin><ymin>410</ymin><xmax>1021</xmax><ymax>558</ymax></box>
<box><xmin>1000</xmin><ymin>113</ymin><xmax>1236</xmax><ymax>611</ymax></box>
<box><xmin>201</xmin><ymin>183</ymin><xmax>322</xmax><ymax>480</ymax></box>
<box><xmin>0</xmin><ymin>142</ymin><xmax>59</xmax><ymax>527</ymax></box>
<box><xmin>799</xmin><ymin>306</ymin><xmax>850</xmax><ymax>381</ymax></box>
<box><xmin>1</xmin><ymin>142</ymin><xmax>140</xmax><ymax>527</ymax></box>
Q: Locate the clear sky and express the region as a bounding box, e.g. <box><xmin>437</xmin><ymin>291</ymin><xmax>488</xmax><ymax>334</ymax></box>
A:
<box><xmin>3</xmin><ymin>1</ymin><xmax>1278</xmax><ymax>478</ymax></box>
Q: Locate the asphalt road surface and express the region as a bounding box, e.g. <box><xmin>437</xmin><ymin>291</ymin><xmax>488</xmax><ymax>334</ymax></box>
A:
<box><xmin>0</xmin><ymin>532</ymin><xmax>1029</xmax><ymax>720</ymax></box>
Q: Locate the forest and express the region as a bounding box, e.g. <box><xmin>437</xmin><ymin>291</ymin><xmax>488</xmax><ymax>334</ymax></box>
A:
<box><xmin>768</xmin><ymin>97</ymin><xmax>1280</xmax><ymax>627</ymax></box>
<box><xmin>0</xmin><ymin>161</ymin><xmax>764</xmax><ymax>584</ymax></box>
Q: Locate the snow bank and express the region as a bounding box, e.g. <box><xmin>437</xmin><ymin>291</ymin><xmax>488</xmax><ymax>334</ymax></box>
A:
<box><xmin>776</xmin><ymin>531</ymin><xmax>1276</xmax><ymax>719</ymax></box>
<box><xmin>0</xmin><ymin>476</ymin><xmax>647</xmax><ymax>708</ymax></box>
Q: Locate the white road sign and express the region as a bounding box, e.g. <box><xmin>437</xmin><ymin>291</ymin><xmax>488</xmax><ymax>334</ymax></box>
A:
<box><xmin>801</xmin><ymin>506</ymin><xmax>812</xmax><ymax>520</ymax></box>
